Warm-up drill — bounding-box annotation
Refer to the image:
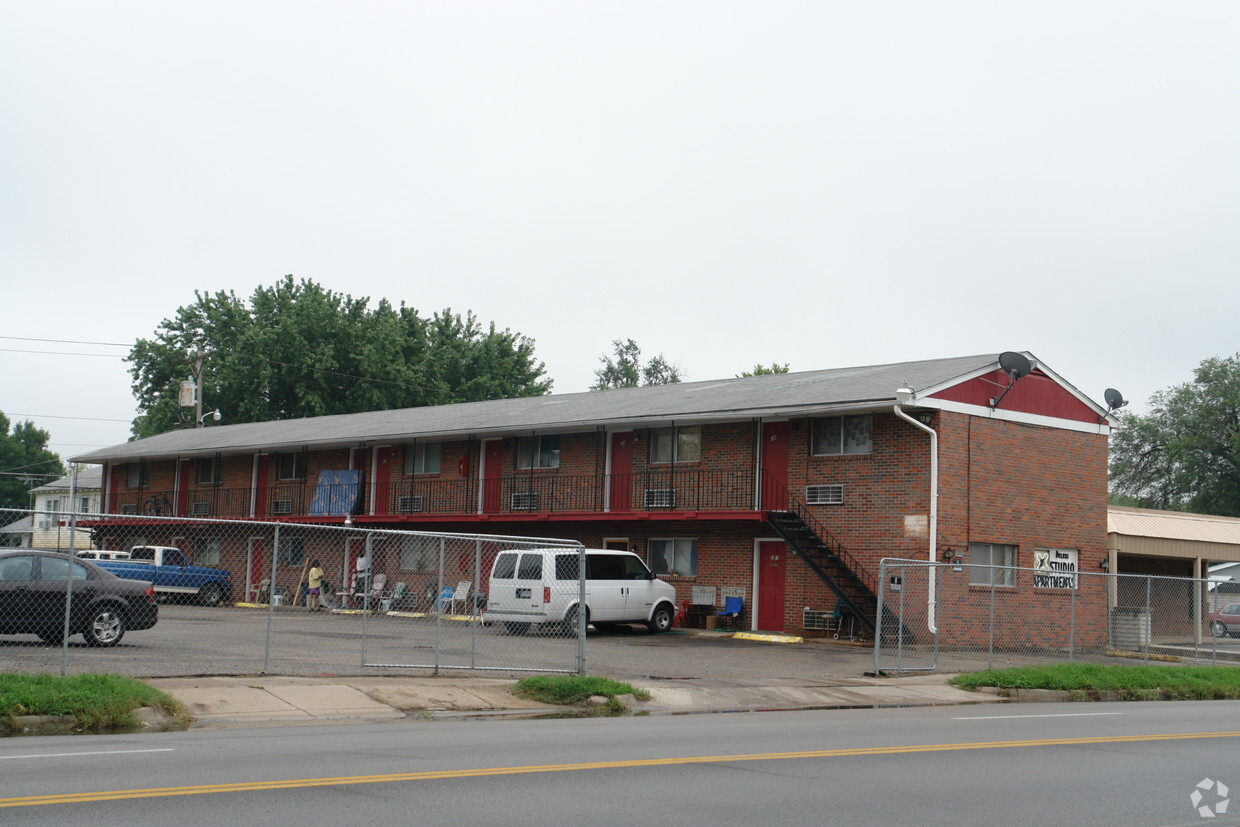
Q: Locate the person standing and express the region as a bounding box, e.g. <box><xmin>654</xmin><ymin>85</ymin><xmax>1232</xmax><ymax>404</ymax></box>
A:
<box><xmin>306</xmin><ymin>559</ymin><xmax>325</xmax><ymax>611</ymax></box>
<box><xmin>354</xmin><ymin>549</ymin><xmax>369</xmax><ymax>595</ymax></box>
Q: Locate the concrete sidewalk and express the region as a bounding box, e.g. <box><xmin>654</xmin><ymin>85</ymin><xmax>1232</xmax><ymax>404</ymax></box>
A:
<box><xmin>146</xmin><ymin>671</ymin><xmax>1001</xmax><ymax>728</ymax></box>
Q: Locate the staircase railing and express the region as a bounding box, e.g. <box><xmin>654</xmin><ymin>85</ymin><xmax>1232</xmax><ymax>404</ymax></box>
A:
<box><xmin>761</xmin><ymin>471</ymin><xmax>879</xmax><ymax>596</ymax></box>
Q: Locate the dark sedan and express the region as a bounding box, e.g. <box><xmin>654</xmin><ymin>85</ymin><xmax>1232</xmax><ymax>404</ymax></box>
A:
<box><xmin>0</xmin><ymin>549</ymin><xmax>158</xmax><ymax>646</ymax></box>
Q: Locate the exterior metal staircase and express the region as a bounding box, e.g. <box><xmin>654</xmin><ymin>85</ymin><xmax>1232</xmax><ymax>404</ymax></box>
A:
<box><xmin>762</xmin><ymin>473</ymin><xmax>880</xmax><ymax>635</ymax></box>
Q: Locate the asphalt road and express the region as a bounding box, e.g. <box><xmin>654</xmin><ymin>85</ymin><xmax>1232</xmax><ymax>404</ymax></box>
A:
<box><xmin>1</xmin><ymin>700</ymin><xmax>1238</xmax><ymax>824</ymax></box>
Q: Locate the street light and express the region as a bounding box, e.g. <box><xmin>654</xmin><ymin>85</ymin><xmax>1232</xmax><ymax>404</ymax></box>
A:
<box><xmin>198</xmin><ymin>409</ymin><xmax>221</xmax><ymax>427</ymax></box>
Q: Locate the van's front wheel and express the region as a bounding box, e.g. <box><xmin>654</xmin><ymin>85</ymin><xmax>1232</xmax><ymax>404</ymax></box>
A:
<box><xmin>647</xmin><ymin>603</ymin><xmax>675</xmax><ymax>634</ymax></box>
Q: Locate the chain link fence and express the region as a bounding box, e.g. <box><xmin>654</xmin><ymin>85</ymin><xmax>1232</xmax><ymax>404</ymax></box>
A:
<box><xmin>874</xmin><ymin>558</ymin><xmax>1236</xmax><ymax>674</ymax></box>
<box><xmin>0</xmin><ymin>507</ymin><xmax>586</xmax><ymax>677</ymax></box>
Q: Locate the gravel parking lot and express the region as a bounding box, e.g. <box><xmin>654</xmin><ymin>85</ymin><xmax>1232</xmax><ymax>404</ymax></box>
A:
<box><xmin>0</xmin><ymin>604</ymin><xmax>878</xmax><ymax>682</ymax></box>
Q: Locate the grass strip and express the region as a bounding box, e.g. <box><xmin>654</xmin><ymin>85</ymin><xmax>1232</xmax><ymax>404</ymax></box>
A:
<box><xmin>511</xmin><ymin>675</ymin><xmax>650</xmax><ymax>705</ymax></box>
<box><xmin>0</xmin><ymin>673</ymin><xmax>185</xmax><ymax>733</ymax></box>
<box><xmin>949</xmin><ymin>663</ymin><xmax>1240</xmax><ymax>700</ymax></box>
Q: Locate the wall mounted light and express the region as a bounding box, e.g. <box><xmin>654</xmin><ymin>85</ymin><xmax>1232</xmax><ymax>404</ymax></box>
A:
<box><xmin>1099</xmin><ymin>559</ymin><xmax>1109</xmax><ymax>571</ymax></box>
<box><xmin>915</xmin><ymin>412</ymin><xmax>936</xmax><ymax>426</ymax></box>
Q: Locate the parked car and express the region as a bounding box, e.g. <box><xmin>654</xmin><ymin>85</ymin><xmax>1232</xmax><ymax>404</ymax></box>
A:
<box><xmin>484</xmin><ymin>548</ymin><xmax>678</xmax><ymax>635</ymax></box>
<box><xmin>1210</xmin><ymin>603</ymin><xmax>1240</xmax><ymax>638</ymax></box>
<box><xmin>0</xmin><ymin>549</ymin><xmax>158</xmax><ymax>646</ymax></box>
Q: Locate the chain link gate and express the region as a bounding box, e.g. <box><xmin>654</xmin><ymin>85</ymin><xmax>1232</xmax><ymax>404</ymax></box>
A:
<box><xmin>0</xmin><ymin>507</ymin><xmax>586</xmax><ymax>677</ymax></box>
<box><xmin>874</xmin><ymin>557</ymin><xmax>1234</xmax><ymax>674</ymax></box>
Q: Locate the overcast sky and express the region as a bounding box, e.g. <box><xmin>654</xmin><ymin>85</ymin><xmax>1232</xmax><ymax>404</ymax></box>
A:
<box><xmin>2</xmin><ymin>2</ymin><xmax>1238</xmax><ymax>467</ymax></box>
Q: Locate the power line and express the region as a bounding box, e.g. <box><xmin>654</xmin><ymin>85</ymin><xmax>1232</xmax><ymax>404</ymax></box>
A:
<box><xmin>5</xmin><ymin>413</ymin><xmax>132</xmax><ymax>423</ymax></box>
<box><xmin>0</xmin><ymin>335</ymin><xmax>130</xmax><ymax>347</ymax></box>
<box><xmin>0</xmin><ymin>348</ymin><xmax>124</xmax><ymax>358</ymax></box>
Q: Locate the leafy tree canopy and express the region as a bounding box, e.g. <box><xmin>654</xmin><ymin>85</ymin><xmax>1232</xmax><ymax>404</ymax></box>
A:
<box><xmin>0</xmin><ymin>412</ymin><xmax>64</xmax><ymax>511</ymax></box>
<box><xmin>591</xmin><ymin>339</ymin><xmax>683</xmax><ymax>390</ymax></box>
<box><xmin>739</xmin><ymin>362</ymin><xmax>790</xmax><ymax>377</ymax></box>
<box><xmin>127</xmin><ymin>276</ymin><xmax>551</xmax><ymax>438</ymax></box>
<box><xmin>1109</xmin><ymin>353</ymin><xmax>1240</xmax><ymax>516</ymax></box>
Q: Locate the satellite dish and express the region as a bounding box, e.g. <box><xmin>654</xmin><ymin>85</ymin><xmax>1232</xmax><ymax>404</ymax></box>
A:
<box><xmin>989</xmin><ymin>352</ymin><xmax>1032</xmax><ymax>409</ymax></box>
<box><xmin>998</xmin><ymin>351</ymin><xmax>1032</xmax><ymax>380</ymax></box>
<box><xmin>1104</xmin><ymin>388</ymin><xmax>1128</xmax><ymax>412</ymax></box>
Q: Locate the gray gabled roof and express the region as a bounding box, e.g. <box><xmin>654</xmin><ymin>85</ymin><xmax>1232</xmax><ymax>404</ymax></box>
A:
<box><xmin>72</xmin><ymin>352</ymin><xmax>1084</xmax><ymax>463</ymax></box>
<box><xmin>30</xmin><ymin>467</ymin><xmax>103</xmax><ymax>493</ymax></box>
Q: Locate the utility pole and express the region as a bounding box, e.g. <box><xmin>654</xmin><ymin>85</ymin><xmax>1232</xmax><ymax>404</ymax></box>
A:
<box><xmin>193</xmin><ymin>352</ymin><xmax>205</xmax><ymax>427</ymax></box>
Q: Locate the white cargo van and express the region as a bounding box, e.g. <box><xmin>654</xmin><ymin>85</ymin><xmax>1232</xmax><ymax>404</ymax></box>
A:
<box><xmin>484</xmin><ymin>548</ymin><xmax>678</xmax><ymax>634</ymax></box>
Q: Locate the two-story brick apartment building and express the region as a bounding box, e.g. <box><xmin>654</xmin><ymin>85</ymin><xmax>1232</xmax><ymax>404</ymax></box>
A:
<box><xmin>72</xmin><ymin>352</ymin><xmax>1111</xmax><ymax>638</ymax></box>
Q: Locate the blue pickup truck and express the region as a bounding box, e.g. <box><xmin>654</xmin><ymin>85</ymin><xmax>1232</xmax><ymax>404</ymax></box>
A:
<box><xmin>95</xmin><ymin>546</ymin><xmax>232</xmax><ymax>606</ymax></box>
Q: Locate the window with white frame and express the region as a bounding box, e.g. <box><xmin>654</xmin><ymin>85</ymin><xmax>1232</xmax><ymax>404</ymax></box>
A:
<box><xmin>194</xmin><ymin>537</ymin><xmax>222</xmax><ymax>566</ymax></box>
<box><xmin>40</xmin><ymin>499</ymin><xmax>59</xmax><ymax>529</ymax></box>
<box><xmin>811</xmin><ymin>415</ymin><xmax>872</xmax><ymax>456</ymax></box>
<box><xmin>277</xmin><ymin>536</ymin><xmax>305</xmax><ymax>567</ymax></box>
<box><xmin>517</xmin><ymin>436</ymin><xmax>560</xmax><ymax>469</ymax></box>
<box><xmin>404</xmin><ymin>443</ymin><xmax>441</xmax><ymax>475</ymax></box>
<box><xmin>400</xmin><ymin>535</ymin><xmax>438</xmax><ymax>571</ymax></box>
<box><xmin>650</xmin><ymin>425</ymin><xmax>701</xmax><ymax>463</ymax></box>
<box><xmin>79</xmin><ymin>497</ymin><xmax>92</xmax><ymax>514</ymax></box>
<box><xmin>969</xmin><ymin>542</ymin><xmax>1017</xmax><ymax>586</ymax></box>
<box><xmin>127</xmin><ymin>462</ymin><xmax>149</xmax><ymax>488</ymax></box>
<box><xmin>277</xmin><ymin>452</ymin><xmax>304</xmax><ymax>480</ymax></box>
<box><xmin>648</xmin><ymin>538</ymin><xmax>698</xmax><ymax>577</ymax></box>
<box><xmin>196</xmin><ymin>458</ymin><xmax>218</xmax><ymax>485</ymax></box>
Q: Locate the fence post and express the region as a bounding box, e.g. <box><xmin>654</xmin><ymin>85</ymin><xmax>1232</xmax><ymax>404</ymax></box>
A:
<box><xmin>360</xmin><ymin>531</ymin><xmax>373</xmax><ymax>668</ymax></box>
<box><xmin>873</xmin><ymin>560</ymin><xmax>886</xmax><ymax>675</ymax></box>
<box><xmin>988</xmin><ymin>566</ymin><xmax>996</xmax><ymax>671</ymax></box>
<box><xmin>264</xmin><ymin>523</ymin><xmax>280</xmax><ymax>673</ymax></box>
<box><xmin>433</xmin><ymin>536</ymin><xmax>445</xmax><ymax>676</ymax></box>
<box><xmin>577</xmin><ymin>544</ymin><xmax>587</xmax><ymax>676</ymax></box>
<box><xmin>1144</xmin><ymin>575</ymin><xmax>1151</xmax><ymax>661</ymax></box>
<box><xmin>931</xmin><ymin>563</ymin><xmax>940</xmax><ymax>668</ymax></box>
<box><xmin>1111</xmin><ymin>572</ymin><xmax>1120</xmax><ymax>654</ymax></box>
<box><xmin>897</xmin><ymin>563</ymin><xmax>907</xmax><ymax>672</ymax></box>
<box><xmin>1068</xmin><ymin>579</ymin><xmax>1076</xmax><ymax>661</ymax></box>
<box><xmin>470</xmin><ymin>538</ymin><xmax>481</xmax><ymax>670</ymax></box>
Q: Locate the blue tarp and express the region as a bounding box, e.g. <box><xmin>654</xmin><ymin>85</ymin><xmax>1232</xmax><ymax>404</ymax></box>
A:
<box><xmin>308</xmin><ymin>470</ymin><xmax>363</xmax><ymax>516</ymax></box>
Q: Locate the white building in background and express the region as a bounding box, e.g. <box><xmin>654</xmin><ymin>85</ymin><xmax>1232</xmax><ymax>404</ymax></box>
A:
<box><xmin>29</xmin><ymin>467</ymin><xmax>102</xmax><ymax>550</ymax></box>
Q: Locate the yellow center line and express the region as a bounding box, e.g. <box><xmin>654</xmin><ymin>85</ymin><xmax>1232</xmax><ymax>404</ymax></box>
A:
<box><xmin>4</xmin><ymin>731</ymin><xmax>1239</xmax><ymax>808</ymax></box>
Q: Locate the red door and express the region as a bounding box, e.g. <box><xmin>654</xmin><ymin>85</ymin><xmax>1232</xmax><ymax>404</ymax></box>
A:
<box><xmin>176</xmin><ymin>459</ymin><xmax>190</xmax><ymax>517</ymax></box>
<box><xmin>373</xmin><ymin>446</ymin><xmax>393</xmax><ymax>515</ymax></box>
<box><xmin>761</xmin><ymin>421</ymin><xmax>790</xmax><ymax>510</ymax></box>
<box><xmin>254</xmin><ymin>455</ymin><xmax>269</xmax><ymax>518</ymax></box>
<box><xmin>757</xmin><ymin>540</ymin><xmax>787</xmax><ymax>631</ymax></box>
<box><xmin>482</xmin><ymin>440</ymin><xmax>503</xmax><ymax>513</ymax></box>
<box><xmin>609</xmin><ymin>432</ymin><xmax>633</xmax><ymax>511</ymax></box>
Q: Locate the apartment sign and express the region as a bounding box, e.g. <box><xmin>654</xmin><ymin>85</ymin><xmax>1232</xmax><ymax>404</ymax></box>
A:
<box><xmin>1033</xmin><ymin>548</ymin><xmax>1077</xmax><ymax>589</ymax></box>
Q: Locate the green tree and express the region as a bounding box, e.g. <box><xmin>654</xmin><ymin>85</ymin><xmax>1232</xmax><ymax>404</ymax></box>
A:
<box><xmin>738</xmin><ymin>362</ymin><xmax>790</xmax><ymax>377</ymax></box>
<box><xmin>0</xmin><ymin>412</ymin><xmax>64</xmax><ymax>511</ymax></box>
<box><xmin>127</xmin><ymin>276</ymin><xmax>551</xmax><ymax>438</ymax></box>
<box><xmin>591</xmin><ymin>339</ymin><xmax>683</xmax><ymax>390</ymax></box>
<box><xmin>1109</xmin><ymin>354</ymin><xmax>1240</xmax><ymax>516</ymax></box>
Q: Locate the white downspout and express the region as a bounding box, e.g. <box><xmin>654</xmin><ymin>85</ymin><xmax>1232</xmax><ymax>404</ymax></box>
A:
<box><xmin>894</xmin><ymin>384</ymin><xmax>937</xmax><ymax>634</ymax></box>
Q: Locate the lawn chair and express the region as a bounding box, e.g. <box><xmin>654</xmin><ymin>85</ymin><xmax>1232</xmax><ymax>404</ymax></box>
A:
<box><xmin>715</xmin><ymin>596</ymin><xmax>744</xmax><ymax>630</ymax></box>
<box><xmin>449</xmin><ymin>581</ymin><xmax>472</xmax><ymax>615</ymax></box>
<box><xmin>353</xmin><ymin>573</ymin><xmax>387</xmax><ymax>609</ymax></box>
<box><xmin>248</xmin><ymin>578</ymin><xmax>270</xmax><ymax>604</ymax></box>
<box><xmin>433</xmin><ymin>585</ymin><xmax>455</xmax><ymax>613</ymax></box>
